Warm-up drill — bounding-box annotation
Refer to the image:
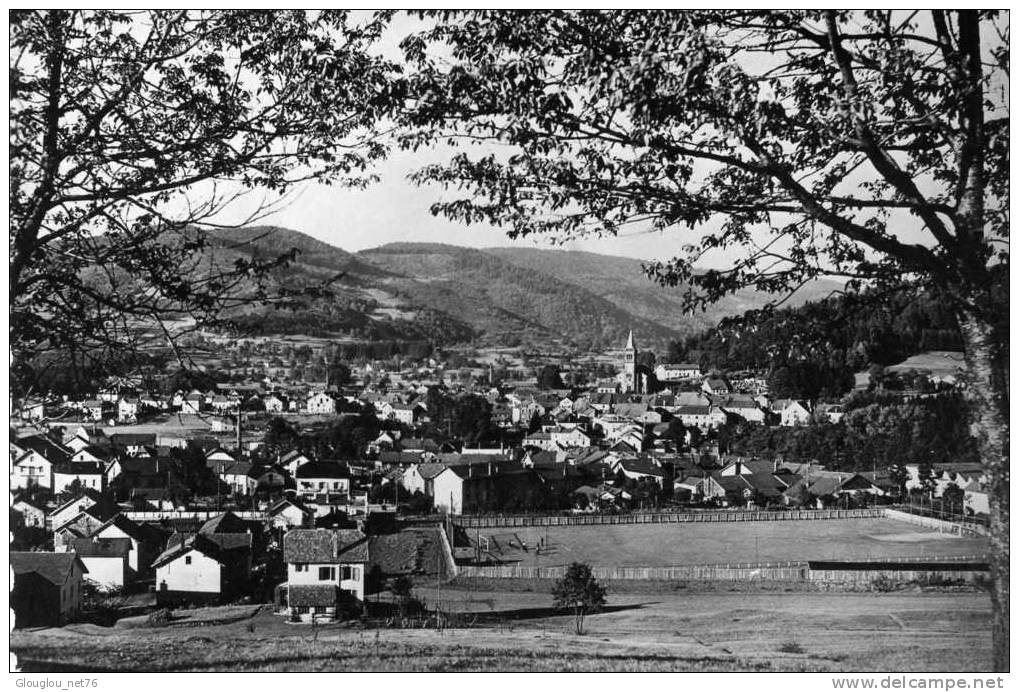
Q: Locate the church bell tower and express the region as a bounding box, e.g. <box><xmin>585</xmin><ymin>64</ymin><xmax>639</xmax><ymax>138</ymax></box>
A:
<box><xmin>622</xmin><ymin>330</ymin><xmax>638</xmax><ymax>393</ymax></box>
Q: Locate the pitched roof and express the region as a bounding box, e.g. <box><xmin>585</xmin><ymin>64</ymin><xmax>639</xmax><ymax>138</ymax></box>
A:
<box><xmin>69</xmin><ymin>536</ymin><xmax>133</xmax><ymax>558</ymax></box>
<box><xmin>219</xmin><ymin>461</ymin><xmax>255</xmax><ymax>477</ymax></box>
<box><xmin>54</xmin><ymin>461</ymin><xmax>106</xmax><ymax>475</ymax></box>
<box><xmin>295</xmin><ymin>461</ymin><xmax>351</xmax><ymax>479</ymax></box>
<box><xmin>199</xmin><ymin>512</ymin><xmax>249</xmax><ymax>535</ymax></box>
<box><xmin>269</xmin><ymin>498</ymin><xmax>314</xmax><ymax>516</ymax></box>
<box><xmin>619</xmin><ymin>458</ymin><xmax>665</xmax><ymax>477</ymax></box>
<box><xmin>283</xmin><ymin>529</ymin><xmax>368</xmax><ymax>563</ymax></box>
<box><xmin>95</xmin><ymin>514</ymin><xmax>167</xmax><ymax>545</ymax></box>
<box><xmin>11</xmin><ymin>551</ymin><xmax>87</xmax><ymax>585</ymax></box>
<box><xmin>287</xmin><ymin>584</ymin><xmax>339</xmax><ymax>607</ymax></box>
<box><xmin>411</xmin><ymin>462</ymin><xmax>447</xmax><ymax>480</ymax></box>
<box><xmin>110</xmin><ymin>433</ymin><xmax>156</xmax><ymax>447</ymax></box>
<box><xmin>151</xmin><ymin>532</ymin><xmax>251</xmax><ymax>568</ymax></box>
<box><xmin>379</xmin><ymin>451</ymin><xmax>422</xmax><ymax>465</ymax></box>
<box><xmin>17</xmin><ymin>435</ymin><xmax>71</xmax><ymax>465</ymax></box>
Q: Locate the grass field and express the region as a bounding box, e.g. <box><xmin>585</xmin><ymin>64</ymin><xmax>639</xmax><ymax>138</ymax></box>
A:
<box><xmin>887</xmin><ymin>350</ymin><xmax>966</xmax><ymax>378</ymax></box>
<box><xmin>10</xmin><ymin>591</ymin><xmax>993</xmax><ymax>672</ymax></box>
<box><xmin>472</xmin><ymin>517</ymin><xmax>988</xmax><ymax>567</ymax></box>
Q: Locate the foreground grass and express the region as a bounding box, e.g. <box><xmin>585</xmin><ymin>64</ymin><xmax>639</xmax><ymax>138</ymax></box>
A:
<box><xmin>11</xmin><ymin>590</ymin><xmax>993</xmax><ymax>672</ymax></box>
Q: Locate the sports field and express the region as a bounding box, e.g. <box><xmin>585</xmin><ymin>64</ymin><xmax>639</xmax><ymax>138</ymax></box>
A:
<box><xmin>471</xmin><ymin>517</ymin><xmax>988</xmax><ymax>567</ymax></box>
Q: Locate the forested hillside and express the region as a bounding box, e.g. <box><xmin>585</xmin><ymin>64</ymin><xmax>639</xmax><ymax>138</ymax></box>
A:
<box><xmin>667</xmin><ymin>288</ymin><xmax>969</xmax><ymax>392</ymax></box>
<box><xmin>485</xmin><ymin>246</ymin><xmax>842</xmax><ymax>337</ymax></box>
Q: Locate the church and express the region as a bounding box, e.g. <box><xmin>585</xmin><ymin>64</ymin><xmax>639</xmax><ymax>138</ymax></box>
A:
<box><xmin>618</xmin><ymin>330</ymin><xmax>650</xmax><ymax>394</ymax></box>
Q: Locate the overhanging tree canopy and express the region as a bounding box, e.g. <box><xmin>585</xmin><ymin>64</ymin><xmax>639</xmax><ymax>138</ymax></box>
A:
<box><xmin>10</xmin><ymin>9</ymin><xmax>399</xmax><ymax>393</ymax></box>
<box><xmin>396</xmin><ymin>9</ymin><xmax>1008</xmax><ymax>669</ymax></box>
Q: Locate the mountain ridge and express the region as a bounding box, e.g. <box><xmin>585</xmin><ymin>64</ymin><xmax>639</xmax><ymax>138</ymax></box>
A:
<box><xmin>202</xmin><ymin>226</ymin><xmax>842</xmax><ymax>350</ymax></box>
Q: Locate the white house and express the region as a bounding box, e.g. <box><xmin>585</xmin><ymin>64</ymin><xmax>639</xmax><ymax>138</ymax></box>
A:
<box><xmin>655</xmin><ymin>363</ymin><xmax>701</xmax><ymax>381</ymax></box>
<box><xmin>674</xmin><ymin>405</ymin><xmax>727</xmax><ymax>430</ymax></box>
<box><xmin>180</xmin><ymin>391</ymin><xmax>203</xmax><ymax>414</ymax></box>
<box><xmin>282</xmin><ymin>529</ymin><xmax>369</xmax><ymax>621</ymax></box>
<box><xmin>11</xmin><ymin>449</ymin><xmax>54</xmax><ymax>490</ymax></box>
<box><xmin>701</xmin><ymin>378</ymin><xmax>731</xmax><ymax>396</ymax></box>
<box><xmin>268</xmin><ymin>499</ymin><xmax>314</xmax><ymax>530</ymax></box>
<box><xmin>549</xmin><ymin>427</ymin><xmax>592</xmax><ymax>449</ymax></box>
<box><xmin>306</xmin><ymin>391</ymin><xmax>337</xmax><ymax>415</ymax></box>
<box><xmin>69</xmin><ymin>537</ymin><xmax>132</xmax><ymax>589</ymax></box>
<box><xmin>63</xmin><ymin>428</ymin><xmax>93</xmax><ymax>453</ymax></box>
<box><xmin>153</xmin><ymin>532</ymin><xmax>252</xmax><ymax>606</ymax></box>
<box><xmin>93</xmin><ymin>514</ymin><xmax>165</xmax><ymax>577</ymax></box>
<box><xmin>400</xmin><ymin>462</ymin><xmax>446</xmax><ymax>496</ymax></box>
<box><xmin>720</xmin><ymin>400</ymin><xmax>767</xmax><ymax>424</ymax></box>
<box><xmin>47</xmin><ymin>495</ymin><xmax>98</xmax><ymax>531</ymax></box>
<box><xmin>53</xmin><ymin>463</ymin><xmax>105</xmax><ymax>493</ymax></box>
<box><xmin>116</xmin><ymin>397</ymin><xmax>138</xmax><ymax>423</ymax></box>
<box><xmin>279</xmin><ymin>450</ymin><xmax>312</xmax><ymax>476</ymax></box>
<box><xmin>295</xmin><ymin>462</ymin><xmax>351</xmax><ymax>498</ymax></box>
<box><xmin>388</xmin><ymin>403</ymin><xmax>419</xmax><ymax>426</ymax></box>
<box><xmin>12</xmin><ymin>498</ymin><xmax>47</xmax><ymax>528</ymax></box>
<box><xmin>219</xmin><ymin>462</ymin><xmax>258</xmax><ymax>496</ymax></box>
<box><xmin>264</xmin><ymin>394</ymin><xmax>286</xmax><ymax>413</ymax></box>
<box><xmin>776</xmin><ymin>400</ymin><xmax>812</xmax><ymax>426</ymax></box>
<box><xmin>82</xmin><ymin>400</ymin><xmax>106</xmax><ymax>421</ymax></box>
<box><xmin>210</xmin><ymin>395</ymin><xmax>237</xmax><ymax>413</ymax></box>
<box><xmin>205</xmin><ymin>448</ymin><xmax>236</xmax><ymax>468</ymax></box>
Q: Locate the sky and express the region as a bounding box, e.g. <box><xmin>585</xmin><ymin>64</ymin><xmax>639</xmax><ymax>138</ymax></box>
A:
<box><xmin>203</xmin><ymin>10</ymin><xmax>732</xmax><ymax>266</ymax></box>
<box><xmin>222</xmin><ymin>146</ymin><xmax>707</xmax><ymax>263</ymax></box>
<box><xmin>190</xmin><ymin>10</ymin><xmax>997</xmax><ymax>271</ymax></box>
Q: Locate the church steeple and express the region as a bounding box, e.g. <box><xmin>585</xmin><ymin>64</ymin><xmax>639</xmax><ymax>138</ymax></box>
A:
<box><xmin>622</xmin><ymin>329</ymin><xmax>639</xmax><ymax>393</ymax></box>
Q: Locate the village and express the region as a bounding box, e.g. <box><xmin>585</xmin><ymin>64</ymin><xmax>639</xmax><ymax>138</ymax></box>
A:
<box><xmin>10</xmin><ymin>331</ymin><xmax>990</xmax><ymax>631</ymax></box>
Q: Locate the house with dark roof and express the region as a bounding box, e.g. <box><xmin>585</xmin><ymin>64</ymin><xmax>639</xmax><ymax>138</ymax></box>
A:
<box><xmin>11</xmin><ymin>552</ymin><xmax>88</xmax><ymax>627</ymax></box>
<box><xmin>400</xmin><ymin>462</ymin><xmax>447</xmax><ymax>497</ymax></box>
<box><xmin>295</xmin><ymin>461</ymin><xmax>351</xmax><ymax>499</ymax></box>
<box><xmin>53</xmin><ymin>460</ymin><xmax>107</xmax><ymax>494</ymax></box>
<box><xmin>673</xmin><ymin>473</ymin><xmax>726</xmax><ymax>503</ymax></box>
<box><xmin>11</xmin><ymin>447</ymin><xmax>54</xmax><ymax>490</ymax></box>
<box><xmin>12</xmin><ymin>496</ymin><xmax>47</xmax><ymax>529</ymax></box>
<box><xmin>93</xmin><ymin>514</ymin><xmax>168</xmax><ymax>577</ymax></box>
<box><xmin>269</xmin><ymin>498</ymin><xmax>315</xmax><ymax>530</ymax></box>
<box><xmin>218</xmin><ymin>461</ymin><xmax>258</xmax><ymax>496</ymax></box>
<box><xmin>617</xmin><ymin>458</ymin><xmax>667</xmax><ymax>486</ymax></box>
<box><xmin>432</xmin><ymin>463</ymin><xmax>548</xmax><ymax>514</ymax></box>
<box><xmin>47</xmin><ymin>492</ymin><xmax>100</xmax><ymax>531</ymax></box>
<box><xmin>153</xmin><ymin>529</ymin><xmax>253</xmax><ymax>606</ymax></box>
<box><xmin>67</xmin><ymin>536</ymin><xmax>133</xmax><ymax>589</ymax></box>
<box><xmin>279</xmin><ymin>449</ymin><xmax>313</xmax><ymax>476</ymax></box>
<box><xmin>281</xmin><ymin>529</ymin><xmax>369</xmax><ymax>621</ymax></box>
<box><xmin>378</xmin><ymin>450</ymin><xmax>424</xmax><ymax>467</ymax></box>
<box><xmin>53</xmin><ymin>502</ymin><xmax>115</xmax><ymax>548</ymax></box>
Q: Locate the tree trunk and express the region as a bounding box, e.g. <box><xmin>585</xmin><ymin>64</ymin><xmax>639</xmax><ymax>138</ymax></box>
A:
<box><xmin>958</xmin><ymin>309</ymin><xmax>1009</xmax><ymax>672</ymax></box>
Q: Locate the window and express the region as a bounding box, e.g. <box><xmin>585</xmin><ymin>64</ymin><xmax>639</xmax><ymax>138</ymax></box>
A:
<box><xmin>295</xmin><ymin>563</ymin><xmax>307</xmax><ymax>572</ymax></box>
<box><xmin>318</xmin><ymin>566</ymin><xmax>336</xmax><ymax>581</ymax></box>
<box><xmin>341</xmin><ymin>566</ymin><xmax>352</xmax><ymax>580</ymax></box>
<box><xmin>185</xmin><ymin>555</ymin><xmax>192</xmax><ymax>565</ymax></box>
<box><xmin>351</xmin><ymin>567</ymin><xmax>359</xmax><ymax>581</ymax></box>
